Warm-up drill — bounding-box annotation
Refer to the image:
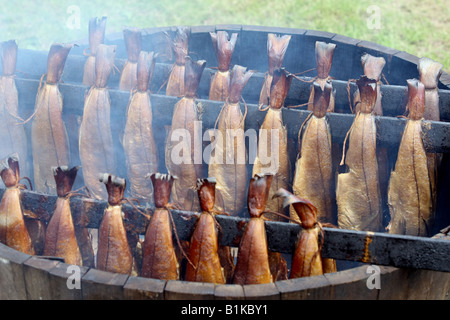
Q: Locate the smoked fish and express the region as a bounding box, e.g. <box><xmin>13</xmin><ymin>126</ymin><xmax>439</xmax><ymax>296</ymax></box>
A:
<box><xmin>259</xmin><ymin>33</ymin><xmax>291</xmax><ymax>106</ymax></box>
<box><xmin>119</xmin><ymin>27</ymin><xmax>142</xmax><ymax>91</ymax></box>
<box><xmin>96</xmin><ymin>173</ymin><xmax>133</xmax><ymax>274</ymax></box>
<box><xmin>307</xmin><ymin>41</ymin><xmax>336</xmax><ymax>113</ymax></box>
<box><xmin>185</xmin><ymin>177</ymin><xmax>225</xmax><ymax>284</ymax></box>
<box><xmin>253</xmin><ymin>68</ymin><xmax>292</xmax><ymax>217</ymax></box>
<box><xmin>31</xmin><ymin>43</ymin><xmax>72</xmax><ymax>195</ymax></box>
<box><xmin>292</xmin><ymin>80</ymin><xmax>335</xmax><ymax>224</ymax></box>
<box><xmin>123</xmin><ymin>51</ymin><xmax>158</xmax><ymax>202</ymax></box>
<box><xmin>336</xmin><ymin>76</ymin><xmax>382</xmax><ymax>232</ymax></box>
<box><xmin>43</xmin><ymin>166</ymin><xmax>82</xmax><ymax>265</ymax></box>
<box><xmin>166</xmin><ymin>26</ymin><xmax>189</xmax><ymax>97</ymax></box>
<box><xmin>165</xmin><ymin>57</ymin><xmax>206</xmax><ymax>211</ymax></box>
<box><xmin>208</xmin><ymin>65</ymin><xmax>254</xmax><ymax>216</ymax></box>
<box><xmin>418</xmin><ymin>57</ymin><xmax>443</xmax><ymax>212</ymax></box>
<box><xmin>233</xmin><ymin>173</ymin><xmax>273</xmax><ymax>285</ymax></box>
<box><xmin>79</xmin><ymin>44</ymin><xmax>117</xmax><ymax>200</ymax></box>
<box><xmin>274</xmin><ymin>188</ymin><xmax>324</xmax><ymax>278</ymax></box>
<box><xmin>387</xmin><ymin>79</ymin><xmax>433</xmax><ymax>236</ymax></box>
<box><xmin>0</xmin><ymin>154</ymin><xmax>34</xmax><ymax>255</ymax></box>
<box><xmin>209</xmin><ymin>31</ymin><xmax>238</xmax><ymax>101</ymax></box>
<box><xmin>141</xmin><ymin>173</ymin><xmax>179</xmax><ymax>280</ymax></box>
<box><xmin>0</xmin><ymin>40</ymin><xmax>30</xmax><ymax>182</ymax></box>
<box><xmin>83</xmin><ymin>16</ymin><xmax>107</xmax><ymax>87</ymax></box>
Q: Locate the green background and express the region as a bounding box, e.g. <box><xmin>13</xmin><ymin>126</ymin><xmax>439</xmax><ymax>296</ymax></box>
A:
<box><xmin>0</xmin><ymin>0</ymin><xmax>448</xmax><ymax>73</ymax></box>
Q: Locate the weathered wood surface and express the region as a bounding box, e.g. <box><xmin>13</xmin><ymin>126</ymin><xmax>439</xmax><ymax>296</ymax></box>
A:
<box><xmin>2</xmin><ymin>242</ymin><xmax>449</xmax><ymax>300</ymax></box>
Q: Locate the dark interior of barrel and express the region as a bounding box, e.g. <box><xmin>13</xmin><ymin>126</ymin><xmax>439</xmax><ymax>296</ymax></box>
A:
<box><xmin>2</xmin><ymin>24</ymin><xmax>450</xmax><ymax>283</ymax></box>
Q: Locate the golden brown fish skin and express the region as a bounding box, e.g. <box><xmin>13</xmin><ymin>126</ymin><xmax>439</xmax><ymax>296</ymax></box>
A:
<box><xmin>0</xmin><ymin>155</ymin><xmax>34</xmax><ymax>255</ymax></box>
<box><xmin>307</xmin><ymin>41</ymin><xmax>336</xmax><ymax>113</ymax></box>
<box><xmin>352</xmin><ymin>54</ymin><xmax>389</xmax><ymax>227</ymax></box>
<box><xmin>123</xmin><ymin>51</ymin><xmax>158</xmax><ymax>202</ymax></box>
<box><xmin>336</xmin><ymin>76</ymin><xmax>382</xmax><ymax>232</ymax></box>
<box><xmin>83</xmin><ymin>17</ymin><xmax>107</xmax><ymax>87</ymax></box>
<box><xmin>259</xmin><ymin>34</ymin><xmax>291</xmax><ymax>106</ymax></box>
<box><xmin>418</xmin><ymin>57</ymin><xmax>443</xmax><ymax>213</ymax></box>
<box><xmin>209</xmin><ymin>65</ymin><xmax>254</xmax><ymax>217</ymax></box>
<box><xmin>197</xmin><ymin>178</ymin><xmax>235</xmax><ymax>282</ymax></box>
<box><xmin>209</xmin><ymin>98</ymin><xmax>247</xmax><ymax>215</ymax></box>
<box><xmin>44</xmin><ymin>166</ymin><xmax>82</xmax><ymax>265</ymax></box>
<box><xmin>418</xmin><ymin>57</ymin><xmax>443</xmax><ymax>122</ymax></box>
<box><xmin>292</xmin><ymin>81</ymin><xmax>335</xmax><ymax>225</ymax></box>
<box><xmin>79</xmin><ymin>44</ymin><xmax>117</xmax><ymax>200</ymax></box>
<box><xmin>32</xmin><ymin>43</ymin><xmax>72</xmax><ymax>195</ymax></box>
<box><xmin>233</xmin><ymin>173</ymin><xmax>273</xmax><ymax>285</ymax></box>
<box><xmin>165</xmin><ymin>58</ymin><xmax>206</xmax><ymax>211</ymax></box>
<box><xmin>209</xmin><ymin>31</ymin><xmax>238</xmax><ymax>101</ymax></box>
<box><xmin>253</xmin><ymin>68</ymin><xmax>292</xmax><ymax>218</ymax></box>
<box><xmin>273</xmin><ymin>188</ymin><xmax>324</xmax><ymax>278</ymax></box>
<box><xmin>0</xmin><ymin>40</ymin><xmax>30</xmax><ymax>181</ymax></box>
<box><xmin>96</xmin><ymin>174</ymin><xmax>133</xmax><ymax>274</ymax></box>
<box><xmin>166</xmin><ymin>26</ymin><xmax>189</xmax><ymax>97</ymax></box>
<box><xmin>141</xmin><ymin>173</ymin><xmax>179</xmax><ymax>280</ymax></box>
<box><xmin>388</xmin><ymin>79</ymin><xmax>433</xmax><ymax>236</ymax></box>
<box><xmin>185</xmin><ymin>178</ymin><xmax>225</xmax><ymax>284</ymax></box>
<box><xmin>353</xmin><ymin>54</ymin><xmax>386</xmax><ymax>116</ymax></box>
<box><xmin>119</xmin><ymin>27</ymin><xmax>142</xmax><ymax>91</ymax></box>
<box><xmin>291</xmin><ymin>228</ymin><xmax>323</xmax><ymax>278</ymax></box>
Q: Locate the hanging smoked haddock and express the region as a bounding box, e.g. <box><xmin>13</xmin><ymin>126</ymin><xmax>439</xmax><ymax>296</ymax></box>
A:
<box><xmin>185</xmin><ymin>178</ymin><xmax>225</xmax><ymax>284</ymax></box>
<box><xmin>166</xmin><ymin>26</ymin><xmax>189</xmax><ymax>97</ymax></box>
<box><xmin>0</xmin><ymin>154</ymin><xmax>34</xmax><ymax>255</ymax></box>
<box><xmin>292</xmin><ymin>80</ymin><xmax>335</xmax><ymax>225</ymax></box>
<box><xmin>253</xmin><ymin>69</ymin><xmax>293</xmax><ymax>282</ymax></box>
<box><xmin>209</xmin><ymin>65</ymin><xmax>255</xmax><ymax>216</ymax></box>
<box><xmin>0</xmin><ymin>40</ymin><xmax>30</xmax><ymax>182</ymax></box>
<box><xmin>96</xmin><ymin>174</ymin><xmax>133</xmax><ymax>274</ymax></box>
<box><xmin>119</xmin><ymin>27</ymin><xmax>142</xmax><ymax>91</ymax></box>
<box><xmin>165</xmin><ymin>57</ymin><xmax>206</xmax><ymax>211</ymax></box>
<box><xmin>259</xmin><ymin>33</ymin><xmax>291</xmax><ymax>106</ymax></box>
<box><xmin>208</xmin><ymin>30</ymin><xmax>238</xmax><ymax>101</ymax></box>
<box><xmin>336</xmin><ymin>76</ymin><xmax>382</xmax><ymax>232</ymax></box>
<box><xmin>233</xmin><ymin>173</ymin><xmax>273</xmax><ymax>285</ymax></box>
<box><xmin>253</xmin><ymin>68</ymin><xmax>292</xmax><ymax>217</ymax></box>
<box><xmin>352</xmin><ymin>54</ymin><xmax>386</xmax><ymax>115</ymax></box>
<box><xmin>43</xmin><ymin>166</ymin><xmax>82</xmax><ymax>266</ymax></box>
<box><xmin>123</xmin><ymin>51</ymin><xmax>158</xmax><ymax>202</ymax></box>
<box><xmin>141</xmin><ymin>173</ymin><xmax>179</xmax><ymax>280</ymax></box>
<box><xmin>273</xmin><ymin>188</ymin><xmax>330</xmax><ymax>278</ymax></box>
<box><xmin>418</xmin><ymin>57</ymin><xmax>443</xmax><ymax>122</ymax></box>
<box><xmin>307</xmin><ymin>41</ymin><xmax>336</xmax><ymax>112</ymax></box>
<box><xmin>32</xmin><ymin>43</ymin><xmax>73</xmax><ymax>195</ymax></box>
<box><xmin>418</xmin><ymin>57</ymin><xmax>443</xmax><ymax>212</ymax></box>
<box><xmin>352</xmin><ymin>54</ymin><xmax>390</xmax><ymax>224</ymax></box>
<box><xmin>83</xmin><ymin>16</ymin><xmax>107</xmax><ymax>87</ymax></box>
<box><xmin>79</xmin><ymin>44</ymin><xmax>117</xmax><ymax>200</ymax></box>
<box><xmin>387</xmin><ymin>79</ymin><xmax>433</xmax><ymax>236</ymax></box>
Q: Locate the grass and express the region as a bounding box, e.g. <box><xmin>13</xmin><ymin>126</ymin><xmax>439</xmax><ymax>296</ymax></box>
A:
<box><xmin>0</xmin><ymin>0</ymin><xmax>448</xmax><ymax>73</ymax></box>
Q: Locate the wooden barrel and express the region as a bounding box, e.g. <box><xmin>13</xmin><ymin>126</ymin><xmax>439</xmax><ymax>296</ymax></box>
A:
<box><xmin>2</xmin><ymin>237</ymin><xmax>450</xmax><ymax>300</ymax></box>
<box><xmin>1</xmin><ymin>25</ymin><xmax>450</xmax><ymax>300</ymax></box>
